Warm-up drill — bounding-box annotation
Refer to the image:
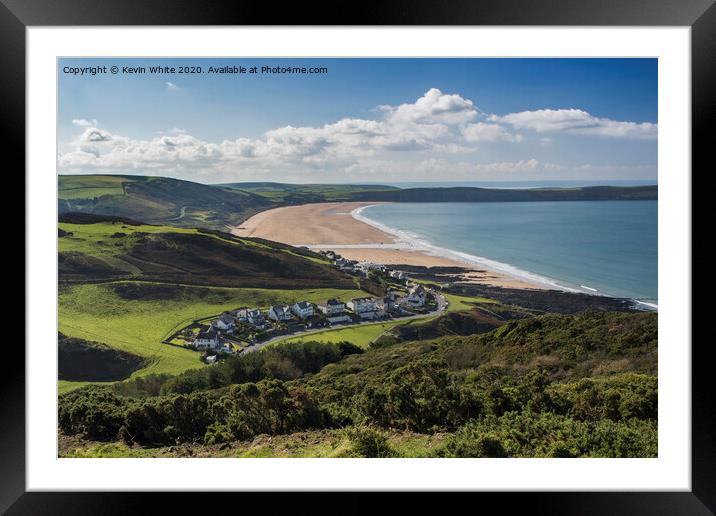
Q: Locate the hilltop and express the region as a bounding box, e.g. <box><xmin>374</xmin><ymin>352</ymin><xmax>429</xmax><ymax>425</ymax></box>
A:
<box><xmin>59</xmin><ymin>175</ymin><xmax>271</xmax><ymax>229</ymax></box>
<box><xmin>58</xmin><ymin>215</ymin><xmax>353</xmax><ymax>289</ymax></box>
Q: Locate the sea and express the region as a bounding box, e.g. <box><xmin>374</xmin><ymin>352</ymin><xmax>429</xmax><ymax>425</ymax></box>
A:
<box><xmin>355</xmin><ymin>200</ymin><xmax>658</xmax><ymax>309</ymax></box>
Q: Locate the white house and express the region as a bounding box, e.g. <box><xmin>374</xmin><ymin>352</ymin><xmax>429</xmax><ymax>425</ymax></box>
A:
<box><xmin>291</xmin><ymin>301</ymin><xmax>314</xmax><ymax>319</ymax></box>
<box><xmin>236</xmin><ymin>308</ymin><xmax>266</xmax><ymax>328</ymax></box>
<box><xmin>406</xmin><ymin>285</ymin><xmax>427</xmax><ymax>307</ymax></box>
<box><xmin>318</xmin><ymin>298</ymin><xmax>345</xmax><ymax>316</ymax></box>
<box><xmin>347</xmin><ymin>297</ymin><xmax>378</xmax><ymax>313</ymax></box>
<box><xmin>194</xmin><ymin>327</ymin><xmax>220</xmax><ymax>350</ymax></box>
<box><xmin>212</xmin><ymin>312</ymin><xmax>236</xmax><ymax>331</ymax></box>
<box><xmin>268</xmin><ymin>305</ymin><xmax>293</xmax><ymax>322</ymax></box>
<box><xmin>347</xmin><ymin>297</ymin><xmax>380</xmax><ymax>318</ymax></box>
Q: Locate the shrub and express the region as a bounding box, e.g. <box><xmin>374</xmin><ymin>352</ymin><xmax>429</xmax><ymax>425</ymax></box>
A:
<box><xmin>345</xmin><ymin>426</ymin><xmax>395</xmax><ymax>458</ymax></box>
<box><xmin>58</xmin><ymin>387</ymin><xmax>128</xmax><ymax>440</ymax></box>
<box><xmin>438</xmin><ymin>413</ymin><xmax>657</xmax><ymax>458</ymax></box>
<box><xmin>160</xmin><ymin>340</ymin><xmax>362</xmax><ymax>396</ymax></box>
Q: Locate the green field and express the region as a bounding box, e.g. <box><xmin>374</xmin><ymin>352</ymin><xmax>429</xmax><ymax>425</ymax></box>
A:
<box><xmin>277</xmin><ymin>320</ymin><xmax>408</xmax><ymax>348</ymax></box>
<box><xmin>59</xmin><ymin>222</ymin><xmax>195</xmax><ymax>266</ymax></box>
<box><xmin>58</xmin><ymin>282</ymin><xmax>367</xmax><ymax>392</ymax></box>
<box><xmin>58</xmin><ymin>175</ymin><xmax>133</xmax><ymax>200</ymax></box>
<box><xmin>443</xmin><ymin>292</ymin><xmax>497</xmax><ymax>311</ymax></box>
<box><xmin>58</xmin><ymin>174</ymin><xmax>272</xmax><ymax>229</ymax></box>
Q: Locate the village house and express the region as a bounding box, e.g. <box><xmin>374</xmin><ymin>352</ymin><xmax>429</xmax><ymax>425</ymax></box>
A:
<box><xmin>406</xmin><ymin>285</ymin><xmax>427</xmax><ymax>307</ymax></box>
<box><xmin>268</xmin><ymin>305</ymin><xmax>293</xmax><ymax>322</ymax></box>
<box><xmin>236</xmin><ymin>308</ymin><xmax>266</xmax><ymax>328</ymax></box>
<box><xmin>380</xmin><ymin>292</ymin><xmax>398</xmax><ymax>312</ymax></box>
<box><xmin>389</xmin><ymin>270</ymin><xmax>407</xmax><ymax>281</ymax></box>
<box><xmin>318</xmin><ymin>298</ymin><xmax>345</xmax><ymax>316</ymax></box>
<box><xmin>357</xmin><ymin>262</ymin><xmax>385</xmax><ymax>273</ymax></box>
<box><xmin>340</xmin><ymin>264</ymin><xmax>357</xmax><ymax>273</ymax></box>
<box><xmin>291</xmin><ymin>301</ymin><xmax>314</xmax><ymax>319</ymax></box>
<box><xmin>347</xmin><ymin>297</ymin><xmax>380</xmax><ymax>319</ymax></box>
<box><xmin>194</xmin><ymin>327</ymin><xmax>220</xmax><ymax>350</ymax></box>
<box><xmin>326</xmin><ymin>314</ymin><xmax>352</xmax><ymax>324</ymax></box>
<box><xmin>212</xmin><ymin>312</ymin><xmax>236</xmax><ymax>332</ymax></box>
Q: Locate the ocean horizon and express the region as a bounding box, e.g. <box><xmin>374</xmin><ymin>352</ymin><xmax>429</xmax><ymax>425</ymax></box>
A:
<box><xmin>387</xmin><ymin>179</ymin><xmax>657</xmax><ymax>189</ymax></box>
<box><xmin>355</xmin><ymin>200</ymin><xmax>657</xmax><ymax>307</ymax></box>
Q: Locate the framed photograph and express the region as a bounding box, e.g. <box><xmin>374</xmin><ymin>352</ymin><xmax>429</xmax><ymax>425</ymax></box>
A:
<box><xmin>6</xmin><ymin>0</ymin><xmax>710</xmax><ymax>512</ymax></box>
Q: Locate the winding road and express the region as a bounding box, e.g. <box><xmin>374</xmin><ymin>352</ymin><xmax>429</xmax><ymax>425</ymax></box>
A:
<box><xmin>169</xmin><ymin>206</ymin><xmax>188</xmax><ymax>221</ymax></box>
<box><xmin>240</xmin><ymin>288</ymin><xmax>447</xmax><ymax>354</ymax></box>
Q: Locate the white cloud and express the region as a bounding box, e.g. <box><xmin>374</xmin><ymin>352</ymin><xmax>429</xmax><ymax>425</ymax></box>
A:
<box><xmin>461</xmin><ymin>122</ymin><xmax>520</xmax><ymax>142</ymax></box>
<box><xmin>490</xmin><ymin>108</ymin><xmax>657</xmax><ymax>139</ymax></box>
<box><xmin>166</xmin><ymin>82</ymin><xmax>179</xmax><ymax>91</ymax></box>
<box><xmin>58</xmin><ymin>88</ymin><xmax>657</xmax><ymax>182</ymax></box>
<box><xmin>384</xmin><ymin>88</ymin><xmax>478</xmax><ymax>125</ymax></box>
<box><xmin>60</xmin><ymin>126</ymin><xmax>223</xmax><ymax>171</ymax></box>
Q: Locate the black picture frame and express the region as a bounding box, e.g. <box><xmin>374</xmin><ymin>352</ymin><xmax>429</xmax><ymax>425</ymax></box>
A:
<box><xmin>4</xmin><ymin>0</ymin><xmax>710</xmax><ymax>513</ymax></box>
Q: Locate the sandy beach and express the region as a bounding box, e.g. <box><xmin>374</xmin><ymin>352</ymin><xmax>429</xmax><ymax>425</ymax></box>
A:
<box><xmin>233</xmin><ymin>202</ymin><xmax>542</xmax><ymax>289</ymax></box>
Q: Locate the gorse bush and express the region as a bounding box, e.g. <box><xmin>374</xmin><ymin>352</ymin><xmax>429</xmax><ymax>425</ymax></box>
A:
<box><xmin>59</xmin><ymin>388</ymin><xmax>128</xmax><ymax>440</ymax></box>
<box><xmin>159</xmin><ymin>340</ymin><xmax>362</xmax><ymax>395</ymax></box>
<box><xmin>103</xmin><ymin>340</ymin><xmax>362</xmax><ymax>398</ymax></box>
<box><xmin>438</xmin><ymin>413</ymin><xmax>658</xmax><ymax>458</ymax></box>
<box><xmin>355</xmin><ymin>359</ymin><xmax>483</xmax><ymax>432</ymax></box>
<box><xmin>345</xmin><ymin>426</ymin><xmax>395</xmax><ymax>458</ymax></box>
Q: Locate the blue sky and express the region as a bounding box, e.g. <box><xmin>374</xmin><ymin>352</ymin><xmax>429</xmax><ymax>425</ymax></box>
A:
<box><xmin>58</xmin><ymin>58</ymin><xmax>657</xmax><ymax>184</ymax></box>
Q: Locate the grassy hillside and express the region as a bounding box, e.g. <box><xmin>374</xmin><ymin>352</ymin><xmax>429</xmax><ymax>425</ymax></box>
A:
<box><xmin>278</xmin><ymin>320</ymin><xmax>417</xmax><ymax>349</ymax></box>
<box><xmin>59</xmin><ymin>311</ymin><xmax>658</xmax><ymax>457</ymax></box>
<box><xmin>59</xmin><ymin>333</ymin><xmax>146</xmax><ymax>382</ymax></box>
<box><xmin>58</xmin><ymin>282</ymin><xmax>366</xmax><ymax>392</ymax></box>
<box><xmin>57</xmin><ymin>217</ymin><xmax>369</xmax><ymax>393</ymax></box>
<box><xmin>59</xmin><ymin>175</ymin><xmax>271</xmax><ymax>229</ymax></box>
<box><xmin>58</xmin><ymin>218</ymin><xmax>354</xmax><ymax>289</ymax></box>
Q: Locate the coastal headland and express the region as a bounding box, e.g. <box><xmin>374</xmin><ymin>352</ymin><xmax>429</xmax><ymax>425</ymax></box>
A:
<box><xmin>232</xmin><ymin>202</ymin><xmax>541</xmax><ymax>290</ymax></box>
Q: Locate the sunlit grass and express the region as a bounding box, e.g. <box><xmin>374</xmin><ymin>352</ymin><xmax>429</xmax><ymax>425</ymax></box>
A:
<box><xmin>58</xmin><ymin>282</ymin><xmax>367</xmax><ymax>392</ymax></box>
